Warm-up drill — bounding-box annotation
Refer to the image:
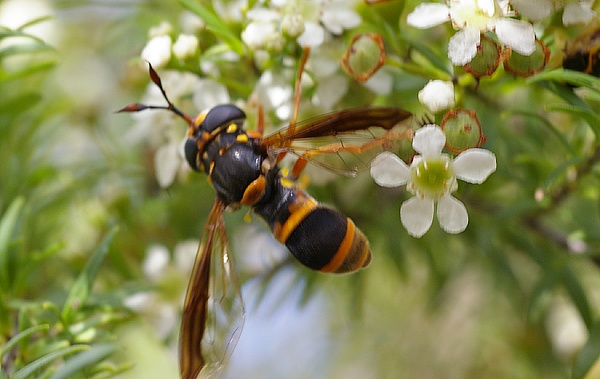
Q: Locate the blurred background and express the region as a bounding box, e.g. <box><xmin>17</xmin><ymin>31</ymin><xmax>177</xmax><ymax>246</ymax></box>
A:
<box><xmin>1</xmin><ymin>0</ymin><xmax>600</xmax><ymax>378</ymax></box>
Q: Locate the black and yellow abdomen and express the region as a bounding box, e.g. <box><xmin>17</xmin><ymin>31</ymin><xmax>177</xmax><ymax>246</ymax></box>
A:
<box><xmin>184</xmin><ymin>104</ymin><xmax>372</xmax><ymax>274</ymax></box>
<box><xmin>253</xmin><ymin>176</ymin><xmax>371</xmax><ymax>273</ymax></box>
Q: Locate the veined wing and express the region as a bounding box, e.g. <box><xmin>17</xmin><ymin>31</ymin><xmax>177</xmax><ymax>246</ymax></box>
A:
<box><xmin>179</xmin><ymin>198</ymin><xmax>245</xmax><ymax>379</ymax></box>
<box><xmin>261</xmin><ymin>107</ymin><xmax>411</xmax><ymax>145</ymax></box>
<box><xmin>261</xmin><ymin>107</ymin><xmax>412</xmax><ymax>176</ymax></box>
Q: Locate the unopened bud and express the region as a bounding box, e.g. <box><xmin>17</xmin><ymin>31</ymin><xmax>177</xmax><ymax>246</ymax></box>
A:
<box><xmin>440</xmin><ymin>110</ymin><xmax>486</xmax><ymax>154</ymax></box>
<box><xmin>341</xmin><ymin>33</ymin><xmax>385</xmax><ymax>83</ymax></box>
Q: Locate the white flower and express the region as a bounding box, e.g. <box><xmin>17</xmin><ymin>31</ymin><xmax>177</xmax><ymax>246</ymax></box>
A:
<box><xmin>124</xmin><ymin>241</ymin><xmax>199</xmax><ymax>340</ymax></box>
<box><xmin>192</xmin><ymin>78</ymin><xmax>230</xmax><ymax>112</ymax></box>
<box><xmin>125</xmin><ymin>71</ymin><xmax>230</xmax><ymax>188</ymax></box>
<box><xmin>562</xmin><ymin>1</ymin><xmax>596</xmax><ymax>25</ymax></box>
<box><xmin>370</xmin><ymin>125</ymin><xmax>496</xmax><ymax>237</ymax></box>
<box><xmin>511</xmin><ymin>0</ymin><xmax>596</xmax><ymax>25</ymax></box>
<box><xmin>155</xmin><ymin>140</ymin><xmax>182</xmax><ymax>188</ymax></box>
<box><xmin>320</xmin><ymin>3</ymin><xmax>362</xmax><ymax>34</ymax></box>
<box><xmin>253</xmin><ymin>70</ymin><xmax>293</xmax><ymax>119</ymax></box>
<box><xmin>281</xmin><ymin>13</ymin><xmax>306</xmax><ymax>37</ymax></box>
<box><xmin>241</xmin><ymin>9</ymin><xmax>280</xmax><ymax>50</ymax></box>
<box><xmin>172</xmin><ymin>34</ymin><xmax>198</xmax><ymax>60</ymax></box>
<box><xmin>242</xmin><ymin>0</ymin><xmax>361</xmax><ymax>50</ymax></box>
<box><xmin>545</xmin><ymin>299</ymin><xmax>588</xmax><ymax>361</ymax></box>
<box><xmin>142</xmin><ymin>244</ymin><xmax>170</xmax><ymax>282</ymax></box>
<box><xmin>407</xmin><ymin>0</ymin><xmax>536</xmax><ymax>65</ymax></box>
<box><xmin>296</xmin><ymin>21</ymin><xmax>325</xmax><ymax>48</ymax></box>
<box><xmin>141</xmin><ymin>35</ymin><xmax>172</xmax><ymax>68</ymax></box>
<box><xmin>418</xmin><ymin>80</ymin><xmax>455</xmax><ymax>113</ymax></box>
<box><xmin>148</xmin><ymin>21</ymin><xmax>173</xmax><ymax>38</ymax></box>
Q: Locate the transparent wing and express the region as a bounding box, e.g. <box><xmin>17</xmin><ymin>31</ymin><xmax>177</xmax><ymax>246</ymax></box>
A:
<box><xmin>271</xmin><ymin>127</ymin><xmax>414</xmax><ymax>177</ymax></box>
<box><xmin>262</xmin><ymin>107</ymin><xmax>411</xmax><ymax>143</ymax></box>
<box><xmin>262</xmin><ymin>107</ymin><xmax>413</xmax><ymax>176</ymax></box>
<box><xmin>179</xmin><ymin>198</ymin><xmax>245</xmax><ymax>379</ymax></box>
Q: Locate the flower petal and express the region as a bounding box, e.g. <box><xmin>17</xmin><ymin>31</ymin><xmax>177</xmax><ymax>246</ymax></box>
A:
<box><xmin>494</xmin><ymin>18</ymin><xmax>536</xmax><ymax>56</ymax></box>
<box><xmin>448</xmin><ymin>27</ymin><xmax>480</xmax><ymax>66</ymax></box>
<box><xmin>437</xmin><ymin>195</ymin><xmax>468</xmax><ymax>234</ymax></box>
<box><xmin>412</xmin><ymin>125</ymin><xmax>446</xmax><ymax>157</ymax></box>
<box><xmin>562</xmin><ymin>2</ymin><xmax>596</xmax><ymax>26</ymax></box>
<box><xmin>141</xmin><ymin>35</ymin><xmax>172</xmax><ymax>68</ymax></box>
<box><xmin>370</xmin><ymin>152</ymin><xmax>411</xmax><ymax>188</ymax></box>
<box><xmin>297</xmin><ymin>22</ymin><xmax>324</xmax><ymax>48</ymax></box>
<box><xmin>400</xmin><ymin>197</ymin><xmax>434</xmax><ymax>238</ymax></box>
<box><xmin>453</xmin><ymin>148</ymin><xmax>497</xmax><ymax>184</ymax></box>
<box><xmin>193</xmin><ymin>79</ymin><xmax>230</xmax><ymax>112</ymax></box>
<box><xmin>478</xmin><ymin>0</ymin><xmax>496</xmax><ymax>17</ymax></box>
<box><xmin>321</xmin><ymin>7</ymin><xmax>361</xmax><ymax>34</ymax></box>
<box><xmin>510</xmin><ymin>0</ymin><xmax>553</xmax><ymax>21</ymax></box>
<box><xmin>406</xmin><ymin>3</ymin><xmax>451</xmax><ymax>29</ymax></box>
<box><xmin>155</xmin><ymin>141</ymin><xmax>180</xmax><ymax>188</ymax></box>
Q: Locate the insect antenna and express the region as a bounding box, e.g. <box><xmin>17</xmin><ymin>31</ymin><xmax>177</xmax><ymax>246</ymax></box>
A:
<box><xmin>289</xmin><ymin>47</ymin><xmax>311</xmax><ymax>133</ymax></box>
<box><xmin>117</xmin><ymin>62</ymin><xmax>195</xmax><ymax>127</ymax></box>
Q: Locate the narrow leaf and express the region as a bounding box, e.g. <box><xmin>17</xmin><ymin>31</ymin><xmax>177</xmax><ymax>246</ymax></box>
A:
<box><xmin>528</xmin><ymin>69</ymin><xmax>600</xmax><ymax>95</ymax></box>
<box><xmin>17</xmin><ymin>16</ymin><xmax>55</xmax><ymax>32</ymax></box>
<box><xmin>61</xmin><ymin>227</ymin><xmax>118</xmax><ymax>324</ymax></box>
<box><xmin>561</xmin><ymin>266</ymin><xmax>593</xmax><ymax>330</ymax></box>
<box><xmin>177</xmin><ymin>0</ymin><xmax>244</xmax><ymax>55</ymax></box>
<box><xmin>12</xmin><ymin>345</ymin><xmax>89</xmax><ymax>379</ymax></box>
<box><xmin>0</xmin><ymin>197</ymin><xmax>25</xmax><ymax>291</ymax></box>
<box><xmin>545</xmin><ymin>103</ymin><xmax>600</xmax><ymax>139</ymax></box>
<box><xmin>0</xmin><ymin>324</ymin><xmax>50</xmax><ymax>359</ymax></box>
<box><xmin>47</xmin><ymin>343</ymin><xmax>116</xmax><ymax>379</ymax></box>
<box><xmin>573</xmin><ymin>320</ymin><xmax>600</xmax><ymax>379</ymax></box>
<box><xmin>0</xmin><ymin>43</ymin><xmax>55</xmax><ymax>59</ymax></box>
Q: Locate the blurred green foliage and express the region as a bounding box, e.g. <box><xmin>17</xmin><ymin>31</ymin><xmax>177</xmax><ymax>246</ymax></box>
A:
<box><xmin>1</xmin><ymin>1</ymin><xmax>600</xmax><ymax>379</ymax></box>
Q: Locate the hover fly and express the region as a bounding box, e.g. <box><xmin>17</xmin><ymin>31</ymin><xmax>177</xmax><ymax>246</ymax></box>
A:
<box><xmin>119</xmin><ymin>58</ymin><xmax>411</xmax><ymax>379</ymax></box>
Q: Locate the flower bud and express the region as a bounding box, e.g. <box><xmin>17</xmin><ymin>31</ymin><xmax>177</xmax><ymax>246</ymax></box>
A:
<box><xmin>341</xmin><ymin>33</ymin><xmax>385</xmax><ymax>83</ymax></box>
<box><xmin>440</xmin><ymin>110</ymin><xmax>486</xmax><ymax>154</ymax></box>
<box><xmin>418</xmin><ymin>80</ymin><xmax>455</xmax><ymax>113</ymax></box>
<box><xmin>173</xmin><ymin>34</ymin><xmax>199</xmax><ymax>60</ymax></box>
<box><xmin>504</xmin><ymin>39</ymin><xmax>550</xmax><ymax>77</ymax></box>
<box><xmin>463</xmin><ymin>35</ymin><xmax>501</xmax><ymax>78</ymax></box>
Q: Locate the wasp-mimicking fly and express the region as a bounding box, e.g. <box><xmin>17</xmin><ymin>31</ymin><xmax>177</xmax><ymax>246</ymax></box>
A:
<box><xmin>119</xmin><ymin>56</ymin><xmax>411</xmax><ymax>379</ymax></box>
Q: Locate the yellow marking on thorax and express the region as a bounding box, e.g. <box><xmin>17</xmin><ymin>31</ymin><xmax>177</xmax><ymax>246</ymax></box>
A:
<box><xmin>236</xmin><ymin>133</ymin><xmax>249</xmax><ymax>143</ymax></box>
<box><xmin>226</xmin><ymin>123</ymin><xmax>238</xmax><ymax>133</ymax></box>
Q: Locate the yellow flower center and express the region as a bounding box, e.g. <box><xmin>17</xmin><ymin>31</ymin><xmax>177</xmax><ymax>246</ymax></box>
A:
<box><xmin>410</xmin><ymin>157</ymin><xmax>455</xmax><ymax>200</ymax></box>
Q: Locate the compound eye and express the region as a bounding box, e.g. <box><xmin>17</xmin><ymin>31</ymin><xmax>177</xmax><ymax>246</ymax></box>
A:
<box><xmin>183</xmin><ymin>138</ymin><xmax>200</xmax><ymax>171</ymax></box>
<box><xmin>202</xmin><ymin>104</ymin><xmax>246</xmax><ymax>132</ymax></box>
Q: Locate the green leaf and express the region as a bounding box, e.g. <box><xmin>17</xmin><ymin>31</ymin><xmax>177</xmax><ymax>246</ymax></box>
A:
<box><xmin>12</xmin><ymin>345</ymin><xmax>89</xmax><ymax>379</ymax></box>
<box><xmin>0</xmin><ymin>60</ymin><xmax>56</xmax><ymax>83</ymax></box>
<box><xmin>0</xmin><ymin>28</ymin><xmax>45</xmax><ymax>44</ymax></box>
<box><xmin>0</xmin><ymin>197</ymin><xmax>25</xmax><ymax>291</ymax></box>
<box><xmin>178</xmin><ymin>0</ymin><xmax>244</xmax><ymax>56</ymax></box>
<box><xmin>17</xmin><ymin>16</ymin><xmax>55</xmax><ymax>32</ymax></box>
<box><xmin>0</xmin><ymin>43</ymin><xmax>55</xmax><ymax>59</ymax></box>
<box><xmin>573</xmin><ymin>320</ymin><xmax>600</xmax><ymax>379</ymax></box>
<box><xmin>47</xmin><ymin>343</ymin><xmax>116</xmax><ymax>379</ymax></box>
<box><xmin>0</xmin><ymin>324</ymin><xmax>50</xmax><ymax>359</ymax></box>
<box><xmin>561</xmin><ymin>265</ymin><xmax>593</xmax><ymax>330</ymax></box>
<box><xmin>511</xmin><ymin>110</ymin><xmax>577</xmax><ymax>156</ymax></box>
<box><xmin>529</xmin><ymin>69</ymin><xmax>600</xmax><ymax>95</ymax></box>
<box><xmin>61</xmin><ymin>227</ymin><xmax>118</xmax><ymax>325</ymax></box>
<box><xmin>545</xmin><ymin>103</ymin><xmax>600</xmax><ymax>139</ymax></box>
